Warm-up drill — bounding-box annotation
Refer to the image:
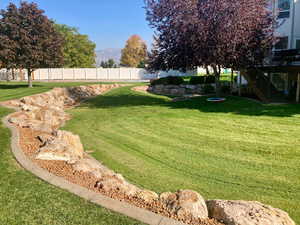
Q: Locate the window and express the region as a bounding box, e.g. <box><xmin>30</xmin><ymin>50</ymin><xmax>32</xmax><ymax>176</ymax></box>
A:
<box><xmin>296</xmin><ymin>40</ymin><xmax>300</xmax><ymax>49</ymax></box>
<box><xmin>275</xmin><ymin>37</ymin><xmax>289</xmax><ymax>50</ymax></box>
<box><xmin>278</xmin><ymin>0</ymin><xmax>291</xmax><ymax>18</ymax></box>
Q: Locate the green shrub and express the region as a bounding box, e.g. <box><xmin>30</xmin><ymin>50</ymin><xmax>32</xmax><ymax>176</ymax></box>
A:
<box><xmin>189</xmin><ymin>75</ymin><xmax>216</xmax><ymax>85</ymax></box>
<box><xmin>205</xmin><ymin>75</ymin><xmax>216</xmax><ymax>84</ymax></box>
<box><xmin>203</xmin><ymin>84</ymin><xmax>215</xmax><ymax>94</ymax></box>
<box><xmin>221</xmin><ymin>85</ymin><xmax>231</xmax><ymax>94</ymax></box>
<box><xmin>189</xmin><ymin>76</ymin><xmax>205</xmax><ymax>85</ymax></box>
<box><xmin>150</xmin><ymin>76</ymin><xmax>184</xmax><ymax>85</ymax></box>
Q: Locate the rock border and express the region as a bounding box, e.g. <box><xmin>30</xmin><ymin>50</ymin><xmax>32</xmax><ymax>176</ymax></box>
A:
<box><xmin>0</xmin><ymin>98</ymin><xmax>188</xmax><ymax>225</ymax></box>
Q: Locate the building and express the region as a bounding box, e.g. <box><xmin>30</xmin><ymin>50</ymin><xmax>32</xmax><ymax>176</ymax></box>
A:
<box><xmin>273</xmin><ymin>0</ymin><xmax>300</xmax><ymax>50</ymax></box>
<box><xmin>242</xmin><ymin>0</ymin><xmax>300</xmax><ymax>103</ymax></box>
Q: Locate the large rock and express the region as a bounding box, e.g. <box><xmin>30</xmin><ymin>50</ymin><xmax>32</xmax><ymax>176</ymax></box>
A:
<box><xmin>136</xmin><ymin>190</ymin><xmax>159</xmax><ymax>202</ymax></box>
<box><xmin>36</xmin><ymin>131</ymin><xmax>84</xmax><ymax>163</ymax></box>
<box><xmin>56</xmin><ymin>131</ymin><xmax>84</xmax><ymax>158</ymax></box>
<box><xmin>207</xmin><ymin>200</ymin><xmax>296</xmax><ymax>225</ymax></box>
<box><xmin>161</xmin><ymin>190</ymin><xmax>208</xmax><ymax>219</ymax></box>
<box><xmin>72</xmin><ymin>157</ymin><xmax>114</xmax><ymax>178</ymax></box>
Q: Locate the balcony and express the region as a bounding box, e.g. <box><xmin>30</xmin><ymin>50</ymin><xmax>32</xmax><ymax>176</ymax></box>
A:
<box><xmin>268</xmin><ymin>49</ymin><xmax>300</xmax><ymax>66</ymax></box>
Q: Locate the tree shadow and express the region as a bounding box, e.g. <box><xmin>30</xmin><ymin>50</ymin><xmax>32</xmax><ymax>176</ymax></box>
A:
<box><xmin>79</xmin><ymin>88</ymin><xmax>300</xmax><ymax>118</ymax></box>
<box><xmin>0</xmin><ymin>84</ymin><xmax>42</xmax><ymax>89</ymax></box>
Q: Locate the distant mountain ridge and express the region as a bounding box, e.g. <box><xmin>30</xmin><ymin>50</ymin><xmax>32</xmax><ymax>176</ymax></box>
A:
<box><xmin>95</xmin><ymin>48</ymin><xmax>122</xmax><ymax>67</ymax></box>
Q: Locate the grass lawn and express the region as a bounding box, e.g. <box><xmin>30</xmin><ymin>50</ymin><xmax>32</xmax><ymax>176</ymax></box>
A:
<box><xmin>0</xmin><ymin>82</ymin><xmax>143</xmax><ymax>225</ymax></box>
<box><xmin>63</xmin><ymin>86</ymin><xmax>300</xmax><ymax>223</ymax></box>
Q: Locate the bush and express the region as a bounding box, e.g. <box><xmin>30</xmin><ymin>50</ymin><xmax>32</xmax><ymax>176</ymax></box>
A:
<box><xmin>150</xmin><ymin>76</ymin><xmax>184</xmax><ymax>85</ymax></box>
<box><xmin>221</xmin><ymin>85</ymin><xmax>231</xmax><ymax>94</ymax></box>
<box><xmin>189</xmin><ymin>75</ymin><xmax>216</xmax><ymax>85</ymax></box>
<box><xmin>203</xmin><ymin>84</ymin><xmax>215</xmax><ymax>94</ymax></box>
<box><xmin>205</xmin><ymin>75</ymin><xmax>216</xmax><ymax>84</ymax></box>
<box><xmin>189</xmin><ymin>76</ymin><xmax>205</xmax><ymax>85</ymax></box>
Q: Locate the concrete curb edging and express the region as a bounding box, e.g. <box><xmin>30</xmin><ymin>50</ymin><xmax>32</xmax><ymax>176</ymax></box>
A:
<box><xmin>0</xmin><ymin>104</ymin><xmax>188</xmax><ymax>225</ymax></box>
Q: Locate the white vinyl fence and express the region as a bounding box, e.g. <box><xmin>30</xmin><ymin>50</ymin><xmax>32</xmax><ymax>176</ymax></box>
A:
<box><xmin>0</xmin><ymin>68</ymin><xmax>196</xmax><ymax>81</ymax></box>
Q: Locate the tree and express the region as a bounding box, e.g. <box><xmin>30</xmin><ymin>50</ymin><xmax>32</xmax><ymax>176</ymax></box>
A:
<box><xmin>0</xmin><ymin>2</ymin><xmax>64</xmax><ymax>88</ymax></box>
<box><xmin>145</xmin><ymin>0</ymin><xmax>275</xmax><ymax>96</ymax></box>
<box><xmin>121</xmin><ymin>35</ymin><xmax>147</xmax><ymax>67</ymax></box>
<box><xmin>100</xmin><ymin>59</ymin><xmax>118</xmax><ymax>68</ymax></box>
<box><xmin>54</xmin><ymin>24</ymin><xmax>96</xmax><ymax>68</ymax></box>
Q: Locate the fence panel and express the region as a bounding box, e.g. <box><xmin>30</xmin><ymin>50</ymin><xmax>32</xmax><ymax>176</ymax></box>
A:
<box><xmin>1</xmin><ymin>68</ymin><xmax>197</xmax><ymax>81</ymax></box>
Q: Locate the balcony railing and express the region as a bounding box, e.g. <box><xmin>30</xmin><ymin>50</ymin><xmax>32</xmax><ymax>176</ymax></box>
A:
<box><xmin>267</xmin><ymin>49</ymin><xmax>300</xmax><ymax>66</ymax></box>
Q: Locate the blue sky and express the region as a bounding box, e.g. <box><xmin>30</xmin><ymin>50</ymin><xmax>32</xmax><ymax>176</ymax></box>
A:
<box><xmin>0</xmin><ymin>0</ymin><xmax>154</xmax><ymax>50</ymax></box>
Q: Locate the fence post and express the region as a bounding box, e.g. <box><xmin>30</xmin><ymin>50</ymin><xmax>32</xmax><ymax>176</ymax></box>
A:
<box><xmin>96</xmin><ymin>68</ymin><xmax>98</xmax><ymax>80</ymax></box>
<box><xmin>62</xmin><ymin>68</ymin><xmax>64</xmax><ymax>80</ymax></box>
<box><xmin>119</xmin><ymin>68</ymin><xmax>121</xmax><ymax>79</ymax></box>
<box><xmin>130</xmin><ymin>69</ymin><xmax>132</xmax><ymax>80</ymax></box>
<box><xmin>107</xmin><ymin>69</ymin><xmax>109</xmax><ymax>80</ymax></box>
<box><xmin>85</xmin><ymin>68</ymin><xmax>87</xmax><ymax>80</ymax></box>
<box><xmin>47</xmin><ymin>69</ymin><xmax>50</xmax><ymax>82</ymax></box>
<box><xmin>73</xmin><ymin>68</ymin><xmax>75</xmax><ymax>80</ymax></box>
<box><xmin>38</xmin><ymin>69</ymin><xmax>41</xmax><ymax>80</ymax></box>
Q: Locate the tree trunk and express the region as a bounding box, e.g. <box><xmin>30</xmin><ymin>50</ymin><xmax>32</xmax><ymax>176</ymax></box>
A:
<box><xmin>12</xmin><ymin>68</ymin><xmax>15</xmax><ymax>80</ymax></box>
<box><xmin>213</xmin><ymin>65</ymin><xmax>221</xmax><ymax>97</ymax></box>
<box><xmin>27</xmin><ymin>69</ymin><xmax>33</xmax><ymax>88</ymax></box>
<box><xmin>6</xmin><ymin>69</ymin><xmax>11</xmax><ymax>82</ymax></box>
<box><xmin>230</xmin><ymin>69</ymin><xmax>234</xmax><ymax>93</ymax></box>
<box><xmin>205</xmin><ymin>66</ymin><xmax>210</xmax><ymax>75</ymax></box>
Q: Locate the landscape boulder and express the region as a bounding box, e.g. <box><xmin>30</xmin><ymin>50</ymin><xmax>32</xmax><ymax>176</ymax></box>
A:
<box><xmin>136</xmin><ymin>190</ymin><xmax>159</xmax><ymax>202</ymax></box>
<box><xmin>207</xmin><ymin>200</ymin><xmax>296</xmax><ymax>225</ymax></box>
<box><xmin>161</xmin><ymin>190</ymin><xmax>208</xmax><ymax>219</ymax></box>
<box><xmin>36</xmin><ymin>130</ymin><xmax>84</xmax><ymax>163</ymax></box>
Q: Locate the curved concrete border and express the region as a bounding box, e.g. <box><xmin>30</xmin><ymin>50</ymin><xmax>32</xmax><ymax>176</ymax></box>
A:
<box><xmin>0</xmin><ymin>103</ymin><xmax>188</xmax><ymax>225</ymax></box>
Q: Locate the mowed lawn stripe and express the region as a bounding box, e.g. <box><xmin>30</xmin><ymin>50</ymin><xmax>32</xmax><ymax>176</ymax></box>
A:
<box><xmin>64</xmin><ymin>86</ymin><xmax>300</xmax><ymax>223</ymax></box>
<box><xmin>0</xmin><ymin>82</ymin><xmax>144</xmax><ymax>225</ymax></box>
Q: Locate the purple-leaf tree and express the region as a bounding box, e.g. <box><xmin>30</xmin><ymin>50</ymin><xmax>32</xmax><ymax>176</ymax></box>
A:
<box><xmin>145</xmin><ymin>0</ymin><xmax>275</xmax><ymax>96</ymax></box>
<box><xmin>0</xmin><ymin>2</ymin><xmax>64</xmax><ymax>87</ymax></box>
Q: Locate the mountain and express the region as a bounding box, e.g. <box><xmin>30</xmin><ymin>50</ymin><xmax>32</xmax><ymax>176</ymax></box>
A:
<box><xmin>95</xmin><ymin>48</ymin><xmax>122</xmax><ymax>67</ymax></box>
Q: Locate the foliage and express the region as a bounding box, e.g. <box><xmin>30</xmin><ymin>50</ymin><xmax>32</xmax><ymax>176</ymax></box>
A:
<box><xmin>202</xmin><ymin>84</ymin><xmax>215</xmax><ymax>94</ymax></box>
<box><xmin>0</xmin><ymin>2</ymin><xmax>64</xmax><ymax>87</ymax></box>
<box><xmin>150</xmin><ymin>76</ymin><xmax>184</xmax><ymax>85</ymax></box>
<box><xmin>100</xmin><ymin>59</ymin><xmax>118</xmax><ymax>68</ymax></box>
<box><xmin>54</xmin><ymin>24</ymin><xmax>96</xmax><ymax>68</ymax></box>
<box><xmin>220</xmin><ymin>85</ymin><xmax>231</xmax><ymax>94</ymax></box>
<box><xmin>189</xmin><ymin>76</ymin><xmax>215</xmax><ymax>85</ymax></box>
<box><xmin>189</xmin><ymin>76</ymin><xmax>205</xmax><ymax>85</ymax></box>
<box><xmin>145</xmin><ymin>0</ymin><xmax>275</xmax><ymax>95</ymax></box>
<box><xmin>121</xmin><ymin>35</ymin><xmax>147</xmax><ymax>67</ymax></box>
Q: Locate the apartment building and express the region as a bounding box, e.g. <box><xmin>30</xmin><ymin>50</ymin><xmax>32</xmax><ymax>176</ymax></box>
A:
<box><xmin>273</xmin><ymin>0</ymin><xmax>300</xmax><ymax>50</ymax></box>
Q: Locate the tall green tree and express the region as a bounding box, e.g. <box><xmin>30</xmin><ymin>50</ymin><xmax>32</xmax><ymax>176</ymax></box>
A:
<box><xmin>54</xmin><ymin>24</ymin><xmax>96</xmax><ymax>68</ymax></box>
<box><xmin>100</xmin><ymin>59</ymin><xmax>118</xmax><ymax>68</ymax></box>
<box><xmin>121</xmin><ymin>35</ymin><xmax>147</xmax><ymax>67</ymax></box>
<box><xmin>0</xmin><ymin>2</ymin><xmax>64</xmax><ymax>87</ymax></box>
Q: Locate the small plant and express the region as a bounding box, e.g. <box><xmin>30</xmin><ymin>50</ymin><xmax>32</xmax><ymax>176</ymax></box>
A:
<box><xmin>150</xmin><ymin>76</ymin><xmax>184</xmax><ymax>85</ymax></box>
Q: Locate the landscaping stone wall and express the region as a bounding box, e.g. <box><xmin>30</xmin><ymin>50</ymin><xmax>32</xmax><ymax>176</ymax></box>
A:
<box><xmin>2</xmin><ymin>84</ymin><xmax>296</xmax><ymax>225</ymax></box>
<box><xmin>148</xmin><ymin>84</ymin><xmax>216</xmax><ymax>96</ymax></box>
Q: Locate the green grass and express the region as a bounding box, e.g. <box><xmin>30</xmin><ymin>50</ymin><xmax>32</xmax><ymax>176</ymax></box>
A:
<box><xmin>63</xmin><ymin>86</ymin><xmax>300</xmax><ymax>224</ymax></box>
<box><xmin>0</xmin><ymin>81</ymin><xmax>143</xmax><ymax>225</ymax></box>
<box><xmin>182</xmin><ymin>73</ymin><xmax>237</xmax><ymax>83</ymax></box>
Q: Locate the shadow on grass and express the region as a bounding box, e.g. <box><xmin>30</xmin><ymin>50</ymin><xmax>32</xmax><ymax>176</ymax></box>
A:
<box><xmin>78</xmin><ymin>87</ymin><xmax>300</xmax><ymax>118</ymax></box>
<box><xmin>0</xmin><ymin>84</ymin><xmax>43</xmax><ymax>89</ymax></box>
